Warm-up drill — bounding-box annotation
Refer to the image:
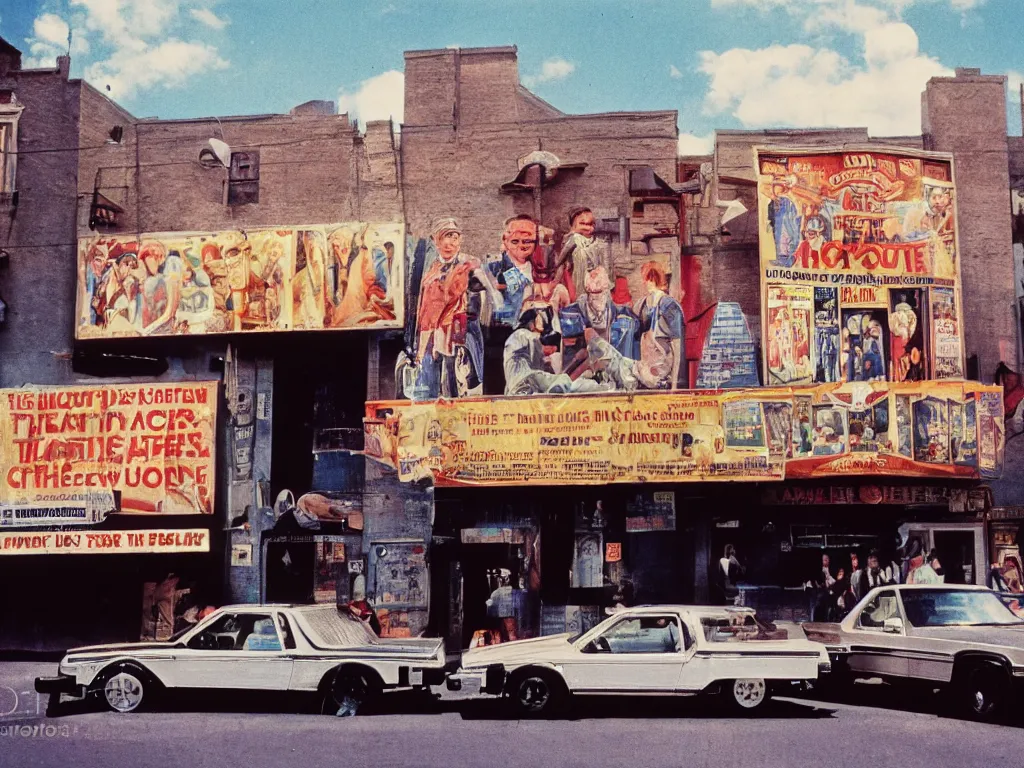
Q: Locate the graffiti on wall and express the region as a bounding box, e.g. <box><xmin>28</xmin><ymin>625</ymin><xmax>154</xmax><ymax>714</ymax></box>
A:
<box><xmin>0</xmin><ymin>383</ymin><xmax>217</xmax><ymax>522</ymax></box>
<box><xmin>366</xmin><ymin>381</ymin><xmax>1002</xmax><ymax>487</ymax></box>
<box><xmin>757</xmin><ymin>148</ymin><xmax>964</xmax><ymax>384</ymax></box>
<box><xmin>76</xmin><ymin>223</ymin><xmax>404</xmax><ymax>339</ymax></box>
<box><xmin>399</xmin><ymin>211</ymin><xmax>686</xmax><ymax>400</ymax></box>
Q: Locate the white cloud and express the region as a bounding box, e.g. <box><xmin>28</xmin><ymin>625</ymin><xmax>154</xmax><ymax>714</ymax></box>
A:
<box><xmin>699</xmin><ymin>0</ymin><xmax>958</xmax><ymax>135</ymax></box>
<box><xmin>21</xmin><ymin>12</ymin><xmax>92</xmax><ymax>69</ymax></box>
<box><xmin>85</xmin><ymin>40</ymin><xmax>228</xmax><ymax>100</ymax></box>
<box><xmin>678</xmin><ymin>132</ymin><xmax>715</xmax><ymax>154</ymax></box>
<box><xmin>522</xmin><ymin>58</ymin><xmax>576</xmax><ymax>88</ymax></box>
<box><xmin>337</xmin><ymin>70</ymin><xmax>405</xmax><ymax>126</ymax></box>
<box><xmin>21</xmin><ymin>2</ymin><xmax>229</xmax><ymax>100</ymax></box>
<box><xmin>669</xmin><ymin>64</ymin><xmax>683</xmax><ymax>79</ymax></box>
<box><xmin>709</xmin><ymin>0</ymin><xmax>987</xmax><ymax>32</ymax></box>
<box><xmin>189</xmin><ymin>8</ymin><xmax>228</xmax><ymax>30</ymax></box>
<box><xmin>34</xmin><ymin>13</ymin><xmax>70</xmax><ymax>47</ymax></box>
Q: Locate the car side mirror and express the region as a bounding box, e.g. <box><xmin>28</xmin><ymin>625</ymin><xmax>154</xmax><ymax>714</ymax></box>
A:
<box><xmin>581</xmin><ymin>640</ymin><xmax>602</xmax><ymax>654</ymax></box>
<box><xmin>882</xmin><ymin>617</ymin><xmax>904</xmax><ymax>634</ymax></box>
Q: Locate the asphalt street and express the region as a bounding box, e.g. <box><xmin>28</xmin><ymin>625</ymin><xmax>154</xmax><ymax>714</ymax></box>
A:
<box><xmin>2</xmin><ymin>661</ymin><xmax>1023</xmax><ymax>768</ymax></box>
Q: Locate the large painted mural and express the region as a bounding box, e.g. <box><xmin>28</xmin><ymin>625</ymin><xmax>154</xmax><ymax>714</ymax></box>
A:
<box><xmin>398</xmin><ymin>212</ymin><xmax>686</xmax><ymax>400</ymax></box>
<box><xmin>76</xmin><ymin>223</ymin><xmax>404</xmax><ymax>339</ymax></box>
<box><xmin>756</xmin><ymin>148</ymin><xmax>964</xmax><ymax>386</ymax></box>
<box><xmin>365</xmin><ymin>381</ymin><xmax>1003</xmax><ymax>487</ymax></box>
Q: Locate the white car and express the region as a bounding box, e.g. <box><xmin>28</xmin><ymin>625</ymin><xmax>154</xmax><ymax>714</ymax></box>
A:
<box><xmin>449</xmin><ymin>605</ymin><xmax>830</xmax><ymax>716</ymax></box>
<box><xmin>803</xmin><ymin>584</ymin><xmax>1024</xmax><ymax>721</ymax></box>
<box><xmin>35</xmin><ymin>604</ymin><xmax>447</xmax><ymax>714</ymax></box>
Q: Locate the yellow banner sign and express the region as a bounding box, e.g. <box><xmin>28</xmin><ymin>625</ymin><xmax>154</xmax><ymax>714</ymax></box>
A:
<box><xmin>0</xmin><ymin>529</ymin><xmax>210</xmax><ymax>555</ymax></box>
<box><xmin>76</xmin><ymin>222</ymin><xmax>404</xmax><ymax>339</ymax></box>
<box><xmin>365</xmin><ymin>381</ymin><xmax>1002</xmax><ymax>487</ymax></box>
<box><xmin>0</xmin><ymin>383</ymin><xmax>217</xmax><ymax>516</ymax></box>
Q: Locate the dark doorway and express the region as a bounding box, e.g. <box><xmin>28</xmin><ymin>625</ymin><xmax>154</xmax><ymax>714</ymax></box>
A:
<box><xmin>933</xmin><ymin>530</ymin><xmax>977</xmax><ymax>585</ymax></box>
<box><xmin>459</xmin><ymin>543</ymin><xmax>523</xmax><ymax>648</ymax></box>
<box><xmin>265</xmin><ymin>540</ymin><xmax>315</xmax><ymax>603</ymax></box>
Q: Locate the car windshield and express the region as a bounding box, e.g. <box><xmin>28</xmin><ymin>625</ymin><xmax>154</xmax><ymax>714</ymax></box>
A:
<box><xmin>901</xmin><ymin>589</ymin><xmax>1024</xmax><ymax>628</ymax></box>
<box><xmin>168</xmin><ymin>624</ymin><xmax>194</xmax><ymax>643</ymax></box>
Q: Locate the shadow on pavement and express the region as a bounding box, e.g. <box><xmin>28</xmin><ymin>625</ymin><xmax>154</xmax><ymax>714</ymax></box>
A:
<box><xmin>44</xmin><ymin>687</ymin><xmax>836</xmax><ymax>722</ymax></box>
<box><xmin>456</xmin><ymin>694</ymin><xmax>836</xmax><ymax>721</ymax></box>
<box><xmin>793</xmin><ymin>680</ymin><xmax>1024</xmax><ymax>729</ymax></box>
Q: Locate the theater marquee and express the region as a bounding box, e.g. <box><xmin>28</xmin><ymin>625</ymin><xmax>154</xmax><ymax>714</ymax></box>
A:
<box><xmin>365</xmin><ymin>381</ymin><xmax>1003</xmax><ymax>487</ymax></box>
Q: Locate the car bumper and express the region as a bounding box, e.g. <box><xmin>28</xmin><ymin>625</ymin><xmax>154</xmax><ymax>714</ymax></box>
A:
<box><xmin>446</xmin><ymin>664</ymin><xmax>506</xmax><ymax>694</ymax></box>
<box><xmin>35</xmin><ymin>674</ymin><xmax>86</xmax><ymax>698</ymax></box>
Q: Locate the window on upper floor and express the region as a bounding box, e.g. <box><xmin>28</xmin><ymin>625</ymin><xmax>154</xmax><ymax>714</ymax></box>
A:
<box><xmin>227</xmin><ymin>150</ymin><xmax>260</xmax><ymax>205</ymax></box>
<box><xmin>0</xmin><ymin>98</ymin><xmax>23</xmax><ymax>202</ymax></box>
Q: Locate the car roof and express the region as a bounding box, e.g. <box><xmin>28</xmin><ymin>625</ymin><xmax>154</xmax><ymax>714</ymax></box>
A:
<box><xmin>891</xmin><ymin>584</ymin><xmax>993</xmax><ymax>592</ymax></box>
<box><xmin>622</xmin><ymin>605</ymin><xmax>756</xmax><ymax>616</ymax></box>
<box><xmin>214</xmin><ymin>603</ymin><xmax>337</xmax><ymax>612</ymax></box>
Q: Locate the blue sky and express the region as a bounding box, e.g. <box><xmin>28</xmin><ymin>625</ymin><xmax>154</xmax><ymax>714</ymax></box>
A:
<box><xmin>1</xmin><ymin>0</ymin><xmax>1021</xmax><ymax>152</ymax></box>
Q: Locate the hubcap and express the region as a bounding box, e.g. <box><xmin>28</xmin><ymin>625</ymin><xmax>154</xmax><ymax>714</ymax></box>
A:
<box><xmin>519</xmin><ymin>678</ymin><xmax>550</xmax><ymax>711</ymax></box>
<box><xmin>335</xmin><ymin>674</ymin><xmax>369</xmax><ymax>703</ymax></box>
<box><xmin>973</xmin><ymin>689</ymin><xmax>986</xmax><ymax>712</ymax></box>
<box><xmin>104</xmin><ymin>672</ymin><xmax>144</xmax><ymax>713</ymax></box>
<box><xmin>733</xmin><ymin>679</ymin><xmax>766</xmax><ymax>709</ymax></box>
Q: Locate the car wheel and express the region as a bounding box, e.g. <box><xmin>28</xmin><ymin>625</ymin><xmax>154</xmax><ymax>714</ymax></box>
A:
<box><xmin>327</xmin><ymin>667</ymin><xmax>380</xmax><ymax>716</ymax></box>
<box><xmin>507</xmin><ymin>668</ymin><xmax>567</xmax><ymax>718</ymax></box>
<box><xmin>725</xmin><ymin>678</ymin><xmax>771</xmax><ymax>714</ymax></box>
<box><xmin>94</xmin><ymin>664</ymin><xmax>150</xmax><ymax>714</ymax></box>
<box><xmin>955</xmin><ymin>663</ymin><xmax>1008</xmax><ymax>722</ymax></box>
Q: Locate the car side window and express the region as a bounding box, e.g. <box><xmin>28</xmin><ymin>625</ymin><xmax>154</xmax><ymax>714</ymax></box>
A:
<box><xmin>596</xmin><ymin>616</ymin><xmax>683</xmax><ymax>654</ymax></box>
<box><xmin>276</xmin><ymin>613</ymin><xmax>296</xmax><ymax>650</ymax></box>
<box><xmin>189</xmin><ymin>614</ymin><xmax>241</xmax><ymax>651</ymax></box>
<box><xmin>857</xmin><ymin>590</ymin><xmax>899</xmax><ymax>631</ymax></box>
<box><xmin>187</xmin><ymin>613</ymin><xmax>282</xmax><ymax>651</ymax></box>
<box><xmin>240</xmin><ymin>615</ymin><xmax>283</xmax><ymax>651</ymax></box>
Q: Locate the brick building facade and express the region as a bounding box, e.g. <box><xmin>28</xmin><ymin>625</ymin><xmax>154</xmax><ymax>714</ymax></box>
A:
<box><xmin>0</xmin><ymin>40</ymin><xmax>1021</xmax><ymax>649</ymax></box>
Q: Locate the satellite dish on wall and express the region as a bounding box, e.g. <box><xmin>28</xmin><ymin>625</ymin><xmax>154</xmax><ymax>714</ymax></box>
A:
<box><xmin>199</xmin><ymin>138</ymin><xmax>231</xmax><ymax>168</ymax></box>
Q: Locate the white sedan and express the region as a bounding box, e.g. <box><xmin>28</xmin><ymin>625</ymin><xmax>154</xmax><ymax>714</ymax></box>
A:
<box><xmin>449</xmin><ymin>605</ymin><xmax>830</xmax><ymax>716</ymax></box>
<box><xmin>35</xmin><ymin>604</ymin><xmax>447</xmax><ymax>714</ymax></box>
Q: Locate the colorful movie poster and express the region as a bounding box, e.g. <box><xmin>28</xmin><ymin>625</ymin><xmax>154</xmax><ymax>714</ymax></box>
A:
<box><xmin>76</xmin><ymin>222</ymin><xmax>405</xmax><ymax>339</ymax></box>
<box><xmin>813</xmin><ymin>288</ymin><xmax>839</xmax><ymax>383</ymax></box>
<box><xmin>766</xmin><ymin>285</ymin><xmax>813</xmax><ymax>385</ymax></box>
<box><xmin>763</xmin><ymin>402</ymin><xmax>793</xmax><ymax>460</ymax></box>
<box><xmin>757</xmin><ymin>147</ymin><xmax>964</xmax><ymax>384</ymax></box>
<box><xmin>849</xmin><ymin>397</ymin><xmax>889</xmax><ymax>453</ymax></box>
<box><xmin>888</xmin><ymin>289</ymin><xmax>927</xmax><ymax>381</ymax></box>
<box><xmin>0</xmin><ymin>383</ymin><xmax>217</xmax><ymax>518</ymax></box>
<box><xmin>913</xmin><ymin>396</ymin><xmax>950</xmax><ymax>464</ymax></box>
<box><xmin>895</xmin><ymin>395</ymin><xmax>913</xmax><ymax>457</ymax></box>
<box><xmin>366</xmin><ymin>382</ymin><xmax>1003</xmax><ymax>485</ymax></box>
<box><xmin>841</xmin><ymin>308</ymin><xmax>888</xmax><ymax>382</ymax></box>
<box><xmin>792</xmin><ymin>396</ymin><xmax>814</xmax><ymax>458</ymax></box>
<box><xmin>931</xmin><ymin>286</ymin><xmax>964</xmax><ymax>378</ymax></box>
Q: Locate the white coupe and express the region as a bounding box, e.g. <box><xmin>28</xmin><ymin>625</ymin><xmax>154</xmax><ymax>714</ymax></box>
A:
<box><xmin>449</xmin><ymin>605</ymin><xmax>831</xmax><ymax>716</ymax></box>
<box><xmin>35</xmin><ymin>604</ymin><xmax>447</xmax><ymax>714</ymax></box>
